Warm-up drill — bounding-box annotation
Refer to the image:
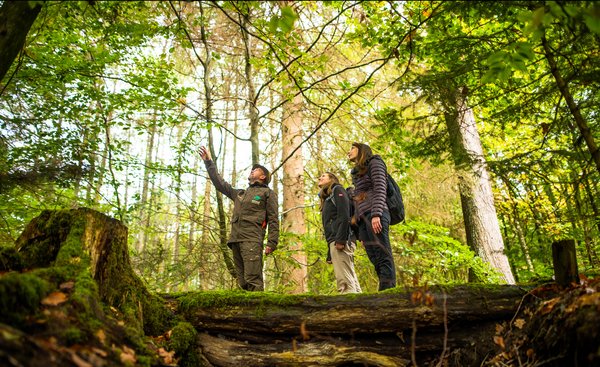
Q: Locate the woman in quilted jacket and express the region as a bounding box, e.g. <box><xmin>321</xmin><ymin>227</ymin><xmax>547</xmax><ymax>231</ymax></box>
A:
<box><xmin>348</xmin><ymin>143</ymin><xmax>396</xmax><ymax>291</ymax></box>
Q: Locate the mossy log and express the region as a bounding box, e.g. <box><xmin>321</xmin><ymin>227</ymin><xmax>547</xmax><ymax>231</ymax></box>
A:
<box><xmin>168</xmin><ymin>285</ymin><xmax>530</xmax><ymax>366</ymax></box>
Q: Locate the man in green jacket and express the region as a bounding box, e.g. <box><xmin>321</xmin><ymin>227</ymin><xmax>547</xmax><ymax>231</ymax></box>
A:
<box><xmin>199</xmin><ymin>146</ymin><xmax>279</xmax><ymax>291</ymax></box>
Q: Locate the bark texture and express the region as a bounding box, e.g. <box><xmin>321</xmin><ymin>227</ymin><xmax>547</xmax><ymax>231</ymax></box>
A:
<box><xmin>445</xmin><ymin>88</ymin><xmax>515</xmax><ymax>284</ymax></box>
<box><xmin>170</xmin><ymin>285</ymin><xmax>529</xmax><ymax>366</ymax></box>
<box><xmin>0</xmin><ymin>0</ymin><xmax>43</xmax><ymax>82</ymax></box>
<box><xmin>281</xmin><ymin>93</ymin><xmax>308</xmax><ymax>293</ymax></box>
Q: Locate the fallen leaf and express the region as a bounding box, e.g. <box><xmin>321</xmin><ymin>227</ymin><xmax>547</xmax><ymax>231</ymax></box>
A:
<box><xmin>411</xmin><ymin>290</ymin><xmax>422</xmax><ymax>305</ymax></box>
<box><xmin>96</xmin><ymin>329</ymin><xmax>106</xmax><ymax>344</ymax></box>
<box><xmin>91</xmin><ymin>347</ymin><xmax>108</xmax><ymax>357</ymax></box>
<box><xmin>60</xmin><ymin>281</ymin><xmax>75</xmax><ymax>291</ymax></box>
<box><xmin>424</xmin><ymin>292</ymin><xmax>435</xmax><ymax>306</ymax></box>
<box><xmin>578</xmin><ymin>293</ymin><xmax>600</xmax><ymax>307</ymax></box>
<box><xmin>119</xmin><ymin>345</ymin><xmax>137</xmax><ymax>364</ymax></box>
<box><xmin>495</xmin><ymin>323</ymin><xmax>505</xmax><ymax>334</ymax></box>
<box><xmin>41</xmin><ymin>291</ymin><xmax>68</xmax><ymax>306</ymax></box>
<box><xmin>527</xmin><ymin>348</ymin><xmax>535</xmax><ymax>359</ymax></box>
<box><xmin>539</xmin><ymin>297</ymin><xmax>560</xmax><ymax>315</ymax></box>
<box><xmin>158</xmin><ymin>347</ymin><xmax>176</xmax><ymax>364</ymax></box>
<box><xmin>513</xmin><ymin>318</ymin><xmax>526</xmax><ymax>329</ymax></box>
<box><xmin>300</xmin><ymin>321</ymin><xmax>310</xmax><ymax>340</ymax></box>
<box><xmin>493</xmin><ymin>335</ymin><xmax>505</xmax><ymax>349</ymax></box>
<box><xmin>71</xmin><ymin>352</ymin><xmax>93</xmax><ymax>367</ymax></box>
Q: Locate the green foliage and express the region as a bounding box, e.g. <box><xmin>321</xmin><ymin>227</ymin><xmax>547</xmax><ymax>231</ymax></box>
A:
<box><xmin>268</xmin><ymin>5</ymin><xmax>298</xmax><ymax>34</ymax></box>
<box><xmin>392</xmin><ymin>220</ymin><xmax>502</xmax><ymax>285</ymax></box>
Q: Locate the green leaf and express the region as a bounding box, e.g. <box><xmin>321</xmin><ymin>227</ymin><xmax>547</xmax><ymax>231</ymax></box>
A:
<box><xmin>280</xmin><ymin>6</ymin><xmax>298</xmax><ymax>33</ymax></box>
<box><xmin>583</xmin><ymin>14</ymin><xmax>600</xmax><ymax>35</ymax></box>
<box><xmin>268</xmin><ymin>16</ymin><xmax>279</xmax><ymax>33</ymax></box>
<box><xmin>514</xmin><ymin>42</ymin><xmax>535</xmax><ymax>61</ymax></box>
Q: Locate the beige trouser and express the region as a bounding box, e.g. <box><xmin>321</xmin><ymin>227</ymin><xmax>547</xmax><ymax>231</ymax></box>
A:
<box><xmin>329</xmin><ymin>241</ymin><xmax>362</xmax><ymax>294</ymax></box>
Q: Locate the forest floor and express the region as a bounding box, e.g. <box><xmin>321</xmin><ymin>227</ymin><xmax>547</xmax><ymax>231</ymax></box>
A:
<box><xmin>1</xmin><ymin>276</ymin><xmax>598</xmax><ymax>366</ymax></box>
<box><xmin>482</xmin><ymin>275</ymin><xmax>600</xmax><ymax>367</ymax></box>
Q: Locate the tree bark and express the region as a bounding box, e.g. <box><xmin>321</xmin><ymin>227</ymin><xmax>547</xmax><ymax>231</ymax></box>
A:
<box><xmin>444</xmin><ymin>88</ymin><xmax>515</xmax><ymax>284</ymax></box>
<box><xmin>552</xmin><ymin>239</ymin><xmax>580</xmax><ymax>287</ymax></box>
<box><xmin>136</xmin><ymin>118</ymin><xmax>156</xmax><ymax>255</ymax></box>
<box><xmin>0</xmin><ymin>0</ymin><xmax>43</xmax><ymax>82</ymax></box>
<box><xmin>170</xmin><ymin>285</ymin><xmax>529</xmax><ymax>366</ymax></box>
<box><xmin>200</xmin><ymin>2</ymin><xmax>236</xmax><ymax>280</ymax></box>
<box><xmin>542</xmin><ymin>35</ymin><xmax>600</xmax><ymax>175</ymax></box>
<box><xmin>240</xmin><ymin>11</ymin><xmax>260</xmax><ymax>165</ymax></box>
<box><xmin>282</xmin><ymin>93</ymin><xmax>307</xmax><ymax>293</ymax></box>
<box><xmin>14</xmin><ymin>208</ymin><xmax>169</xmax><ymax>335</ymax></box>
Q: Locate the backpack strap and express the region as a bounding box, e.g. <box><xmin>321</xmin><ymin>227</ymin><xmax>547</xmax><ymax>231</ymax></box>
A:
<box><xmin>326</xmin><ymin>185</ymin><xmax>341</xmax><ymax>207</ymax></box>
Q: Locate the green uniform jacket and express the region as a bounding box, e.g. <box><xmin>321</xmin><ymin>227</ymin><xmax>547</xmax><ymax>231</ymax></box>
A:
<box><xmin>204</xmin><ymin>160</ymin><xmax>279</xmax><ymax>250</ymax></box>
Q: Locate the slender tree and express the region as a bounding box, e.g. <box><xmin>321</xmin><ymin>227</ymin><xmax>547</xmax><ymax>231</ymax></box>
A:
<box><xmin>281</xmin><ymin>93</ymin><xmax>307</xmax><ymax>293</ymax></box>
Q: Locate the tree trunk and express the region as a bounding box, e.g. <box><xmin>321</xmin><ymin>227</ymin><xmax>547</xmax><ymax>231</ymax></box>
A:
<box><xmin>552</xmin><ymin>239</ymin><xmax>580</xmax><ymax>287</ymax></box>
<box><xmin>170</xmin><ymin>284</ymin><xmax>529</xmax><ymax>366</ymax></box>
<box><xmin>14</xmin><ymin>208</ymin><xmax>170</xmax><ymax>335</ymax></box>
<box><xmin>0</xmin><ymin>0</ymin><xmax>43</xmax><ymax>82</ymax></box>
<box><xmin>444</xmin><ymin>88</ymin><xmax>515</xmax><ymax>284</ymax></box>
<box><xmin>199</xmin><ymin>2</ymin><xmax>236</xmax><ymax>281</ymax></box>
<box><xmin>137</xmin><ymin>118</ymin><xmax>157</xmax><ymax>255</ymax></box>
<box><xmin>542</xmin><ymin>35</ymin><xmax>600</xmax><ymax>175</ymax></box>
<box><xmin>241</xmin><ymin>11</ymin><xmax>260</xmax><ymax>165</ymax></box>
<box><xmin>171</xmin><ymin>124</ymin><xmax>184</xmax><ymax>292</ymax></box>
<box><xmin>282</xmin><ymin>94</ymin><xmax>307</xmax><ymax>293</ymax></box>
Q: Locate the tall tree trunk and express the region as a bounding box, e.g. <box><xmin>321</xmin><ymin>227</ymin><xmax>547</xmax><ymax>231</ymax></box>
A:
<box><xmin>137</xmin><ymin>118</ymin><xmax>157</xmax><ymax>255</ymax></box>
<box><xmin>499</xmin><ymin>176</ymin><xmax>534</xmax><ymax>273</ymax></box>
<box><xmin>200</xmin><ymin>180</ymin><xmax>213</xmax><ymax>290</ymax></box>
<box><xmin>94</xmin><ymin>118</ymin><xmax>108</xmax><ymax>204</ymax></box>
<box><xmin>444</xmin><ymin>88</ymin><xmax>515</xmax><ymax>284</ymax></box>
<box><xmin>200</xmin><ymin>3</ymin><xmax>236</xmax><ymax>280</ymax></box>
<box><xmin>171</xmin><ymin>124</ymin><xmax>184</xmax><ymax>292</ymax></box>
<box><xmin>282</xmin><ymin>94</ymin><xmax>307</xmax><ymax>293</ymax></box>
<box><xmin>230</xmin><ymin>76</ymin><xmax>239</xmax><ymax>217</ymax></box>
<box><xmin>0</xmin><ymin>0</ymin><xmax>43</xmax><ymax>82</ymax></box>
<box><xmin>541</xmin><ymin>35</ymin><xmax>600</xmax><ymax>175</ymax></box>
<box><xmin>513</xmin><ymin>209</ymin><xmax>535</xmax><ymax>273</ymax></box>
<box><xmin>241</xmin><ymin>12</ymin><xmax>260</xmax><ymax>164</ymax></box>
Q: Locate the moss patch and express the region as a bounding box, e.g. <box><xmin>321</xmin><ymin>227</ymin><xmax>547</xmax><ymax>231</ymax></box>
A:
<box><xmin>0</xmin><ymin>272</ymin><xmax>51</xmax><ymax>326</ymax></box>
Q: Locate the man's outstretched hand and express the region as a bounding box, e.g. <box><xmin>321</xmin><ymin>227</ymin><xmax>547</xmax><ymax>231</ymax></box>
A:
<box><xmin>198</xmin><ymin>146</ymin><xmax>211</xmax><ymax>161</ymax></box>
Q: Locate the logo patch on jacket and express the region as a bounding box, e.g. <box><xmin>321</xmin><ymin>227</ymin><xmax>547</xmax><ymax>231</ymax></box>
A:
<box><xmin>252</xmin><ymin>195</ymin><xmax>262</xmax><ymax>204</ymax></box>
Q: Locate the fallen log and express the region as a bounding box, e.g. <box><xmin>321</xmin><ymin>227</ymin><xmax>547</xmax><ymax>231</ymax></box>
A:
<box><xmin>168</xmin><ymin>285</ymin><xmax>530</xmax><ymax>366</ymax></box>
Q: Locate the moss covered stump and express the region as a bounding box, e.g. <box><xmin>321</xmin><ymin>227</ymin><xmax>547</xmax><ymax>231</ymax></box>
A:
<box><xmin>1</xmin><ymin>208</ymin><xmax>175</xmax><ymax>367</ymax></box>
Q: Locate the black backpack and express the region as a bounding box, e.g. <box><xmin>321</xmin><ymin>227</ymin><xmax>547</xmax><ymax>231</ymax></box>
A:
<box><xmin>385</xmin><ymin>173</ymin><xmax>405</xmax><ymax>225</ymax></box>
<box><xmin>368</xmin><ymin>157</ymin><xmax>405</xmax><ymax>225</ymax></box>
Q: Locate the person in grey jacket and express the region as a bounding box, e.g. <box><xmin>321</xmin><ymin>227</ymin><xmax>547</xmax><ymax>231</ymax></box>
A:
<box><xmin>199</xmin><ymin>146</ymin><xmax>279</xmax><ymax>291</ymax></box>
<box><xmin>348</xmin><ymin>142</ymin><xmax>396</xmax><ymax>291</ymax></box>
<box><xmin>318</xmin><ymin>172</ymin><xmax>361</xmax><ymax>294</ymax></box>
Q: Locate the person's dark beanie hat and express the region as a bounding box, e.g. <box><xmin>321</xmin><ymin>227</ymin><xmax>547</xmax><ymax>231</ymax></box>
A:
<box><xmin>252</xmin><ymin>164</ymin><xmax>271</xmax><ymax>184</ymax></box>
